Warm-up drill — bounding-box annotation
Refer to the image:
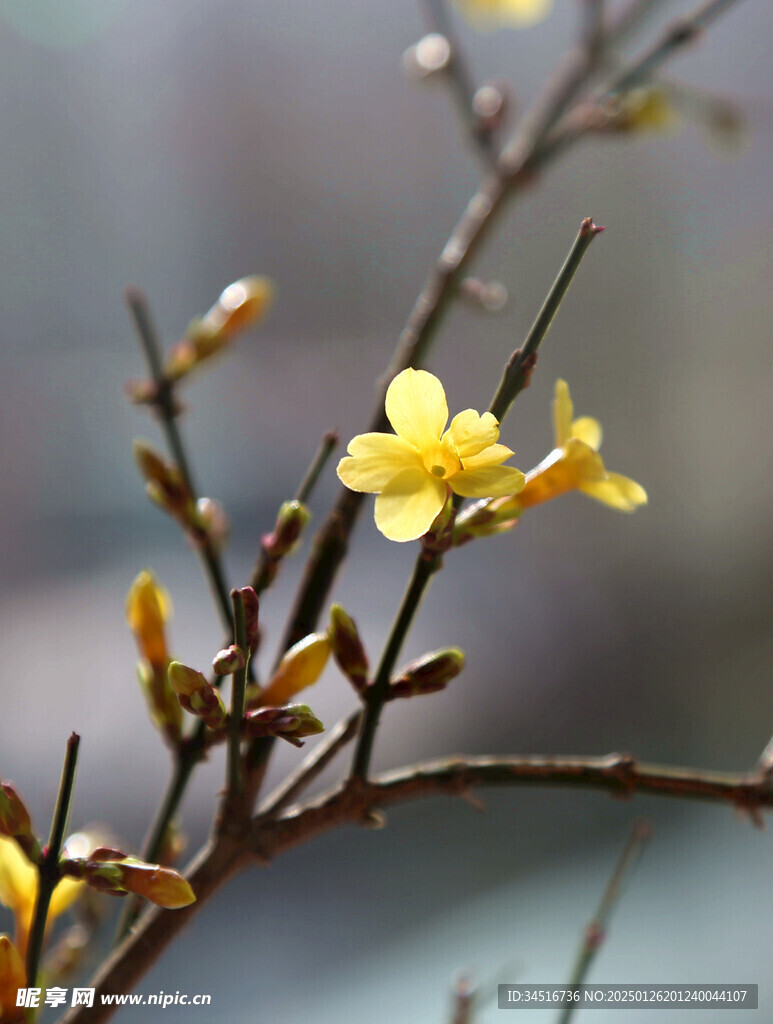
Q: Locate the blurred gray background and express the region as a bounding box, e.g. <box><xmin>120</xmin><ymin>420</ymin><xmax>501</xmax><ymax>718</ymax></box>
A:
<box><xmin>0</xmin><ymin>0</ymin><xmax>772</xmax><ymax>1020</ymax></box>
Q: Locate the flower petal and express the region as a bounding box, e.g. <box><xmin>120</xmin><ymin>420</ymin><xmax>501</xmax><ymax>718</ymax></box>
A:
<box><xmin>571</xmin><ymin>416</ymin><xmax>602</xmax><ymax>451</ymax></box>
<box><xmin>579</xmin><ymin>472</ymin><xmax>648</xmax><ymax>512</ymax></box>
<box><xmin>552</xmin><ymin>379</ymin><xmax>573</xmax><ymax>448</ymax></box>
<box><xmin>444</xmin><ymin>409</ymin><xmax>499</xmax><ymax>459</ymax></box>
<box><xmin>374</xmin><ymin>468</ymin><xmax>446</xmax><ymax>542</ymax></box>
<box><xmin>385</xmin><ymin>369</ymin><xmax>448</xmax><ymax>450</ymax></box>
<box><xmin>461</xmin><ymin>442</ymin><xmax>514</xmax><ymax>470</ymax></box>
<box><xmin>337</xmin><ymin>433</ymin><xmax>423</xmax><ymax>493</ymax></box>
<box><xmin>450</xmin><ymin>464</ymin><xmax>526</xmax><ymax>499</ymax></box>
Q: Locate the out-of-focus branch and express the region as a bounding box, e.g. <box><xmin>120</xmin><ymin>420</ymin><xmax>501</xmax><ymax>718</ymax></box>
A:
<box><xmin>62</xmin><ymin>747</ymin><xmax>772</xmax><ymax>1024</ymax></box>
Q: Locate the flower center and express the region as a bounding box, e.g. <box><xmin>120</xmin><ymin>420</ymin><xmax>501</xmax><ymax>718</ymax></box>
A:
<box><xmin>431</xmin><ymin>465</ymin><xmax>446</xmax><ymax>477</ymax></box>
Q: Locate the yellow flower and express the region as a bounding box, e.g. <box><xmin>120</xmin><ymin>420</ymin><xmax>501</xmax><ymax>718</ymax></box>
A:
<box><xmin>337</xmin><ymin>368</ymin><xmax>525</xmax><ymax>542</ymax></box>
<box><xmin>0</xmin><ymin>837</ymin><xmax>81</xmax><ymax>960</ymax></box>
<box><xmin>515</xmin><ymin>379</ymin><xmax>647</xmax><ymax>512</ymax></box>
<box><xmin>454</xmin><ymin>0</ymin><xmax>552</xmax><ymax>28</ymax></box>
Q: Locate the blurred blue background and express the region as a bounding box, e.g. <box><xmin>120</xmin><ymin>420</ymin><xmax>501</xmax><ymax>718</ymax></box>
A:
<box><xmin>0</xmin><ymin>0</ymin><xmax>771</xmax><ymax>1020</ymax></box>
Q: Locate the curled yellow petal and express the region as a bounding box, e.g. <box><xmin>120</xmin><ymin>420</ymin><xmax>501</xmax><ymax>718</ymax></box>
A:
<box><xmin>260</xmin><ymin>633</ymin><xmax>331</xmax><ymax>706</ymax></box>
<box><xmin>571</xmin><ymin>416</ymin><xmax>602</xmax><ymax>451</ymax></box>
<box><xmin>579</xmin><ymin>472</ymin><xmax>648</xmax><ymax>512</ymax></box>
<box><xmin>552</xmin><ymin>379</ymin><xmax>573</xmax><ymax>448</ymax></box>
<box><xmin>444</xmin><ymin>409</ymin><xmax>499</xmax><ymax>459</ymax></box>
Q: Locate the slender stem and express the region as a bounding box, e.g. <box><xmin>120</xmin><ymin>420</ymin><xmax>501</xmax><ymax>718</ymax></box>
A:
<box><xmin>420</xmin><ymin>0</ymin><xmax>498</xmax><ymax>164</ymax></box>
<box><xmin>26</xmin><ymin>732</ymin><xmax>80</xmax><ymax>986</ymax></box>
<box><xmin>228</xmin><ymin>591</ymin><xmax>250</xmax><ymax>797</ymax></box>
<box><xmin>124</xmin><ymin>287</ymin><xmax>233</xmax><ymax>635</ymax></box>
<box><xmin>112</xmin><ymin>736</ymin><xmax>204</xmax><ymax>944</ymax></box>
<box><xmin>557</xmin><ymin>820</ymin><xmax>652</xmax><ymax>1024</ymax></box>
<box><xmin>260</xmin><ymin>709</ymin><xmax>363</xmax><ymax>817</ymax></box>
<box><xmin>295</xmin><ymin>430</ymin><xmax>339</xmax><ymax>504</ymax></box>
<box><xmin>583</xmin><ymin>0</ymin><xmax>605</xmax><ymax>63</ymax></box>
<box><xmin>489</xmin><ymin>218</ymin><xmax>603</xmax><ymax>423</ymax></box>
<box><xmin>273</xmin><ymin>0</ymin><xmax>668</xmax><ymax>662</ymax></box>
<box><xmin>350</xmin><ymin>552</ymin><xmax>440</xmax><ymax>781</ymax></box>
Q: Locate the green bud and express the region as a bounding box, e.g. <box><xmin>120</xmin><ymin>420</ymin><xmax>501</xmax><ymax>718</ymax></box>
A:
<box><xmin>244</xmin><ymin>703</ymin><xmax>324</xmax><ymax>748</ymax></box>
<box><xmin>168</xmin><ymin>661</ymin><xmax>227</xmax><ymax>731</ymax></box>
<box><xmin>388</xmin><ymin>647</ymin><xmax>465</xmax><ymax>700</ymax></box>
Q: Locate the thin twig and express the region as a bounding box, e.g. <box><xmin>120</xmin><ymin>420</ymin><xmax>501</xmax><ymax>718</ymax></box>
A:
<box><xmin>350</xmin><ymin>553</ymin><xmax>440</xmax><ymax>781</ymax></box>
<box><xmin>26</xmin><ymin>733</ymin><xmax>80</xmax><ymax>987</ymax></box>
<box><xmin>420</xmin><ymin>0</ymin><xmax>498</xmax><ymax>163</ymax></box>
<box><xmin>259</xmin><ymin>708</ymin><xmax>362</xmax><ymax>817</ymax></box>
<box><xmin>227</xmin><ymin>591</ymin><xmax>250</xmax><ymax>798</ymax></box>
<box><xmin>124</xmin><ymin>287</ymin><xmax>233</xmax><ymax>635</ymax></box>
<box><xmin>489</xmin><ymin>217</ymin><xmax>603</xmax><ymax>422</ymax></box>
<box><xmin>556</xmin><ymin>820</ymin><xmax>652</xmax><ymax>1024</ymax></box>
<box><xmin>295</xmin><ymin>430</ymin><xmax>339</xmax><ymax>504</ymax></box>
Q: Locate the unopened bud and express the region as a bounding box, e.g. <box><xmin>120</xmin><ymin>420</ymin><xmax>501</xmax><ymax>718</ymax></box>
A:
<box><xmin>70</xmin><ymin>851</ymin><xmax>195</xmax><ymax>909</ymax></box>
<box><xmin>402</xmin><ymin>33</ymin><xmax>451</xmax><ymax>79</ymax></box>
<box><xmin>164</xmin><ymin>276</ymin><xmax>275</xmax><ymax>382</ymax></box>
<box><xmin>126</xmin><ymin>570</ymin><xmax>170</xmax><ymax>667</ymax></box>
<box><xmin>328</xmin><ymin>604</ymin><xmax>369</xmax><ymax>695</ymax></box>
<box><xmin>256</xmin><ymin>500</ymin><xmax>311</xmax><ymax>591</ymax></box>
<box><xmin>243</xmin><ymin>703</ymin><xmax>324</xmax><ymax>748</ymax></box>
<box><xmin>133</xmin><ymin>441</ymin><xmax>192</xmax><ymax>523</ymax></box>
<box><xmin>137</xmin><ymin>659</ymin><xmax>183</xmax><ymax>744</ymax></box>
<box><xmin>212</xmin><ymin>644</ymin><xmax>246</xmax><ymax>676</ymax></box>
<box><xmin>168</xmin><ymin>661</ymin><xmax>227</xmax><ymax>731</ymax></box>
<box><xmin>0</xmin><ymin>784</ymin><xmax>40</xmax><ymax>861</ymax></box>
<box><xmin>460</xmin><ymin>277</ymin><xmax>508</xmax><ymax>313</ymax></box>
<box><xmin>195</xmin><ymin>497</ymin><xmax>231</xmax><ymax>550</ymax></box>
<box><xmin>388</xmin><ymin>647</ymin><xmax>465</xmax><ymax>700</ymax></box>
<box><xmin>259</xmin><ymin>632</ymin><xmax>330</xmax><ymax>706</ymax></box>
<box><xmin>472</xmin><ymin>82</ymin><xmax>509</xmax><ymax>132</ymax></box>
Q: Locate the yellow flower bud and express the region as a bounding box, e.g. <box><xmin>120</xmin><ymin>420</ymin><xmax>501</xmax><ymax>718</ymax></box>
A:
<box><xmin>259</xmin><ymin>633</ymin><xmax>331</xmax><ymax>706</ymax></box>
<box><xmin>126</xmin><ymin>570</ymin><xmax>171</xmax><ymax>668</ymax></box>
<box><xmin>200</xmin><ymin>276</ymin><xmax>274</xmax><ymax>338</ymax></box>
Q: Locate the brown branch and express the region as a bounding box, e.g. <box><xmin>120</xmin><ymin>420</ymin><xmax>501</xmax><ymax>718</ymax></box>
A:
<box><xmin>63</xmin><ymin>748</ymin><xmax>772</xmax><ymax>1023</ymax></box>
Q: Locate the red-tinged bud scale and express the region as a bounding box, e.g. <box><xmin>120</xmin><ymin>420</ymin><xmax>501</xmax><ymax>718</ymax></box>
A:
<box><xmin>212</xmin><ymin>644</ymin><xmax>246</xmax><ymax>676</ymax></box>
<box><xmin>328</xmin><ymin>604</ymin><xmax>369</xmax><ymax>695</ymax></box>
<box><xmin>388</xmin><ymin>647</ymin><xmax>465</xmax><ymax>700</ymax></box>
<box><xmin>243</xmin><ymin>704</ymin><xmax>324</xmax><ymax>748</ymax></box>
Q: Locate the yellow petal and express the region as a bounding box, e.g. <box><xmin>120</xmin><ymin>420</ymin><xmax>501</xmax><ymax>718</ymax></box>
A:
<box><xmin>563</xmin><ymin>439</ymin><xmax>606</xmax><ymax>481</ymax></box>
<box><xmin>374</xmin><ymin>469</ymin><xmax>446</xmax><ymax>542</ymax></box>
<box><xmin>450</xmin><ymin>464</ymin><xmax>525</xmax><ymax>499</ymax></box>
<box><xmin>125</xmin><ymin>571</ymin><xmax>170</xmax><ymax>666</ymax></box>
<box><xmin>571</xmin><ymin>416</ymin><xmax>602</xmax><ymax>451</ymax></box>
<box><xmin>0</xmin><ymin>838</ymin><xmax>35</xmax><ymax>917</ymax></box>
<box><xmin>385</xmin><ymin>369</ymin><xmax>448</xmax><ymax>451</ymax></box>
<box><xmin>49</xmin><ymin>877</ymin><xmax>83</xmax><ymax>919</ymax></box>
<box><xmin>337</xmin><ymin>433</ymin><xmax>423</xmax><ymax>493</ymax></box>
<box><xmin>461</xmin><ymin>442</ymin><xmax>515</xmax><ymax>470</ymax></box>
<box><xmin>552</xmin><ymin>379</ymin><xmax>573</xmax><ymax>448</ymax></box>
<box><xmin>444</xmin><ymin>409</ymin><xmax>499</xmax><ymax>459</ymax></box>
<box><xmin>579</xmin><ymin>472</ymin><xmax>648</xmax><ymax>512</ymax></box>
<box><xmin>0</xmin><ymin>935</ymin><xmax>26</xmax><ymax>1015</ymax></box>
<box><xmin>260</xmin><ymin>633</ymin><xmax>331</xmax><ymax>706</ymax></box>
<box><xmin>456</xmin><ymin>0</ymin><xmax>552</xmax><ymax>27</ymax></box>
